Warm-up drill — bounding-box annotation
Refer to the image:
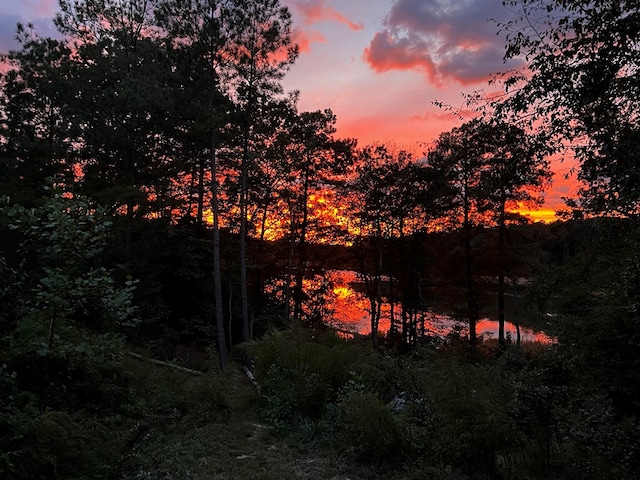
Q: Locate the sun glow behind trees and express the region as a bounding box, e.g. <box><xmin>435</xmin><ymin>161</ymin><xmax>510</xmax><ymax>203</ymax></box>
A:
<box><xmin>192</xmin><ymin>183</ymin><xmax>559</xmax><ymax>244</ymax></box>
<box><xmin>185</xmin><ymin>165</ymin><xmax>557</xmax><ymax>246</ymax></box>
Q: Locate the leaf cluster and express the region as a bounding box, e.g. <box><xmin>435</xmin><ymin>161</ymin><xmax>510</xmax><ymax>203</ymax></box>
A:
<box><xmin>496</xmin><ymin>0</ymin><xmax>640</xmax><ymax>216</ymax></box>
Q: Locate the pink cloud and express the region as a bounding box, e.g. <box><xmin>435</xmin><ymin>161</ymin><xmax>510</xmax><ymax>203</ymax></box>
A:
<box><xmin>364</xmin><ymin>0</ymin><xmax>523</xmax><ymax>86</ymax></box>
<box><xmin>26</xmin><ymin>0</ymin><xmax>58</xmax><ymax>18</ymax></box>
<box><xmin>292</xmin><ymin>27</ymin><xmax>326</xmax><ymax>53</ymax></box>
<box><xmin>363</xmin><ymin>30</ymin><xmax>440</xmax><ymax>86</ymax></box>
<box><xmin>291</xmin><ymin>0</ymin><xmax>364</xmax><ymax>31</ymax></box>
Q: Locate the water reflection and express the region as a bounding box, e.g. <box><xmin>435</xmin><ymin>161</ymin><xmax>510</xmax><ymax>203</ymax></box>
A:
<box><xmin>265</xmin><ymin>270</ymin><xmax>553</xmax><ymax>343</ymax></box>
<box><xmin>268</xmin><ymin>270</ymin><xmax>553</xmax><ymax>343</ymax></box>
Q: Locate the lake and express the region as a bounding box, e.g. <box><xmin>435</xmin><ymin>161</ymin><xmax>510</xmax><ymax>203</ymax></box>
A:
<box><xmin>297</xmin><ymin>270</ymin><xmax>554</xmax><ymax>343</ymax></box>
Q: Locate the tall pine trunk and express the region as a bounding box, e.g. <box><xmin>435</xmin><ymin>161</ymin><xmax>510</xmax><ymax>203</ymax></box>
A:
<box><xmin>239</xmin><ymin>90</ymin><xmax>253</xmax><ymax>343</ymax></box>
<box><xmin>210</xmin><ymin>120</ymin><xmax>227</xmax><ymax>369</ymax></box>
<box><xmin>284</xmin><ymin>201</ymin><xmax>297</xmax><ymax>323</ymax></box>
<box><xmin>197</xmin><ymin>157</ymin><xmax>206</xmax><ymax>225</ymax></box>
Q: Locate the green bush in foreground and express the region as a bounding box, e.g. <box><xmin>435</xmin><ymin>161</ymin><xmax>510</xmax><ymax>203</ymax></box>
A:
<box><xmin>248</xmin><ymin>329</ymin><xmax>381</xmax><ymax>426</ymax></box>
<box><xmin>246</xmin><ymin>331</ymin><xmax>638</xmax><ymax>478</ymax></box>
<box><xmin>334</xmin><ymin>390</ymin><xmax>403</xmax><ymax>462</ymax></box>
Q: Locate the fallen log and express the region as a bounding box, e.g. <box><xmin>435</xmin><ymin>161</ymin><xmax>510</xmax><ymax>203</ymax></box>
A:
<box><xmin>128</xmin><ymin>352</ymin><xmax>203</xmax><ymax>376</ymax></box>
<box><xmin>241</xmin><ymin>365</ymin><xmax>260</xmax><ymax>392</ymax></box>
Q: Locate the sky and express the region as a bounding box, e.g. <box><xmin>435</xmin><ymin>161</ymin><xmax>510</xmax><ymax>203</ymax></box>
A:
<box><xmin>0</xmin><ymin>0</ymin><xmax>580</xmax><ymax>220</ymax></box>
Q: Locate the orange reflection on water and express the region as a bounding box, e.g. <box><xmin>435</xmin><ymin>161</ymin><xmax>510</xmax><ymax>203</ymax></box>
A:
<box><xmin>476</xmin><ymin>319</ymin><xmax>554</xmax><ymax>344</ymax></box>
<box><xmin>332</xmin><ymin>285</ymin><xmax>352</xmax><ymax>300</ymax></box>
<box><xmin>324</xmin><ymin>270</ymin><xmax>553</xmax><ymax>343</ymax></box>
<box><xmin>325</xmin><ymin>270</ymin><xmax>372</xmax><ymax>333</ymax></box>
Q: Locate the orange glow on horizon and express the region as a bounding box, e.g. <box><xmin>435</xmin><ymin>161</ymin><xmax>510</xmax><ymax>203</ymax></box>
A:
<box><xmin>513</xmin><ymin>207</ymin><xmax>559</xmax><ymax>223</ymax></box>
<box><xmin>253</xmin><ymin>189</ymin><xmax>359</xmax><ymax>244</ymax></box>
<box><xmin>196</xmin><ymin>186</ymin><xmax>563</xmax><ymax>242</ymax></box>
<box><xmin>333</xmin><ymin>115</ymin><xmax>582</xmax><ymax>227</ymax></box>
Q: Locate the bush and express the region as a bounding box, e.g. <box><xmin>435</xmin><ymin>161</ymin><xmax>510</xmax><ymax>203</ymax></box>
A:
<box><xmin>248</xmin><ymin>330</ymin><xmax>381</xmax><ymax>426</ymax></box>
<box><xmin>0</xmin><ymin>408</ymin><xmax>127</xmax><ymax>479</ymax></box>
<box><xmin>420</xmin><ymin>358</ymin><xmax>518</xmax><ymax>477</ymax></box>
<box><xmin>334</xmin><ymin>390</ymin><xmax>403</xmax><ymax>462</ymax></box>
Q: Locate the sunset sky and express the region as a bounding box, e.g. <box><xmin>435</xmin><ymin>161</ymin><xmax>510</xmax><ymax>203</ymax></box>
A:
<box><xmin>0</xmin><ymin>0</ymin><xmax>581</xmax><ymax>220</ymax></box>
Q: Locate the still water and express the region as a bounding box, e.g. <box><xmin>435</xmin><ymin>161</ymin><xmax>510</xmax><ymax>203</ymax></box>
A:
<box><xmin>303</xmin><ymin>270</ymin><xmax>553</xmax><ymax>343</ymax></box>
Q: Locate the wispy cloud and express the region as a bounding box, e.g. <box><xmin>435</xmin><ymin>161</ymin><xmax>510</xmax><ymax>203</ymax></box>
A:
<box><xmin>293</xmin><ymin>0</ymin><xmax>364</xmax><ymax>31</ymax></box>
<box><xmin>282</xmin><ymin>0</ymin><xmax>363</xmax><ymax>55</ymax></box>
<box><xmin>364</xmin><ymin>0</ymin><xmax>520</xmax><ymax>86</ymax></box>
<box><xmin>292</xmin><ymin>27</ymin><xmax>327</xmax><ymax>53</ymax></box>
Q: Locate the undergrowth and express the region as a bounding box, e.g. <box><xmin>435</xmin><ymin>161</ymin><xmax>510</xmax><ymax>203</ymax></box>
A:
<box><xmin>2</xmin><ymin>330</ymin><xmax>638</xmax><ymax>479</ymax></box>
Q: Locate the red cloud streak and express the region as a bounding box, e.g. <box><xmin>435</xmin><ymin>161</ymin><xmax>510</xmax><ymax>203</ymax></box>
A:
<box><xmin>294</xmin><ymin>0</ymin><xmax>363</xmax><ymax>30</ymax></box>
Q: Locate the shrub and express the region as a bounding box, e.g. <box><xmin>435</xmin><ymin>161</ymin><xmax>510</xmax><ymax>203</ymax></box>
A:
<box><xmin>423</xmin><ymin>358</ymin><xmax>518</xmax><ymax>477</ymax></box>
<box><xmin>334</xmin><ymin>391</ymin><xmax>403</xmax><ymax>462</ymax></box>
<box><xmin>248</xmin><ymin>330</ymin><xmax>381</xmax><ymax>426</ymax></box>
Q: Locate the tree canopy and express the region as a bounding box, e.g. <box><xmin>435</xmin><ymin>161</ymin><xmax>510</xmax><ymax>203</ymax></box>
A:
<box><xmin>497</xmin><ymin>0</ymin><xmax>640</xmax><ymax>216</ymax></box>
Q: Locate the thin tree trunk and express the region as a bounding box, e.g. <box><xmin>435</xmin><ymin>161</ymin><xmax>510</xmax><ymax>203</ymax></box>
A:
<box><xmin>513</xmin><ymin>278</ymin><xmax>521</xmax><ymax>347</ymax></box>
<box><xmin>357</xmin><ymin>235</ymin><xmax>379</xmax><ymax>349</ymax></box>
<box><xmin>401</xmin><ymin>304</ymin><xmax>408</xmax><ymax>344</ymax></box>
<box><xmin>228</xmin><ymin>277</ymin><xmax>233</xmax><ymax>348</ymax></box>
<box><xmin>128</xmin><ymin>352</ymin><xmax>203</xmax><ymax>375</ymax></box>
<box><xmin>370</xmin><ymin>291</ymin><xmax>379</xmax><ymax>349</ymax></box>
<box><xmin>388</xmin><ymin>221</ymin><xmax>399</xmax><ymax>335</ymax></box>
<box><xmin>239</xmin><ymin>89</ymin><xmax>253</xmax><ymax>344</ymax></box>
<box><xmin>293</xmin><ymin>170</ymin><xmax>310</xmax><ymax>323</ymax></box>
<box><xmin>364</xmin><ymin>271</ymin><xmax>380</xmax><ymax>349</ymax></box>
<box><xmin>463</xmin><ymin>188</ymin><xmax>478</xmax><ymax>346</ymax></box>
<box><xmin>210</xmin><ymin>128</ymin><xmax>228</xmax><ymax>369</ymax></box>
<box><xmin>498</xmin><ymin>198</ymin><xmax>506</xmax><ymax>348</ymax></box>
<box><xmin>389</xmin><ymin>275</ymin><xmax>395</xmax><ymax>335</ymax></box>
<box><xmin>361</xmin><ymin>232</ymin><xmax>382</xmax><ymax>350</ymax></box>
<box><xmin>206</xmin><ymin>29</ymin><xmax>227</xmax><ymax>368</ymax></box>
<box><xmin>259</xmin><ymin>199</ymin><xmax>269</xmax><ymax>241</ymax></box>
<box><xmin>284</xmin><ymin>205</ymin><xmax>296</xmax><ymax>323</ymax></box>
<box><xmin>197</xmin><ymin>157</ymin><xmax>205</xmax><ymax>225</ymax></box>
<box><xmin>188</xmin><ymin>160</ymin><xmax>197</xmax><ymax>221</ymax></box>
<box><xmin>48</xmin><ymin>306</ymin><xmax>57</xmax><ymax>349</ymax></box>
<box><xmin>240</xmin><ymin>168</ymin><xmax>250</xmax><ymax>342</ymax></box>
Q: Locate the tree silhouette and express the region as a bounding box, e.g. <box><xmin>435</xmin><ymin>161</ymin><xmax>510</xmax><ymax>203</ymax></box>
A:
<box><xmin>428</xmin><ymin>120</ymin><xmax>487</xmax><ymax>345</ymax></box>
<box><xmin>223</xmin><ymin>0</ymin><xmax>298</xmax><ymax>342</ymax></box>
<box><xmin>498</xmin><ymin>0</ymin><xmax>640</xmax><ymax>217</ymax></box>
<box><xmin>475</xmin><ymin>120</ymin><xmax>551</xmax><ymax>347</ymax></box>
<box><xmin>428</xmin><ymin>118</ymin><xmax>550</xmax><ymax>346</ymax></box>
